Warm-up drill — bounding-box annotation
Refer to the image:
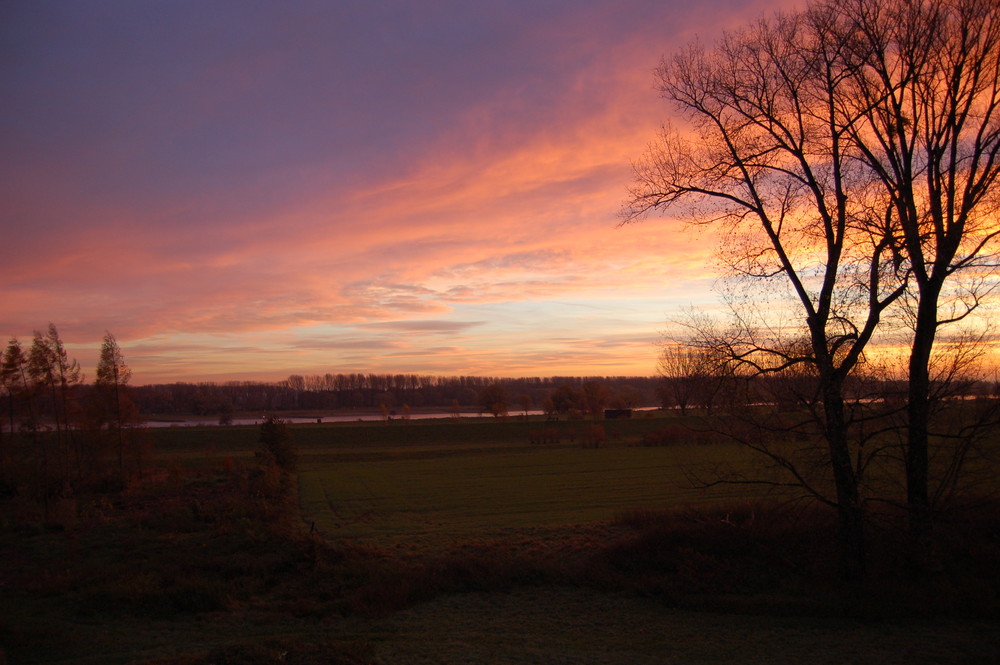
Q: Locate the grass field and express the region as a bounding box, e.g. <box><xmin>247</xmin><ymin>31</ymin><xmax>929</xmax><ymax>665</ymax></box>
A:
<box><xmin>299</xmin><ymin>440</ymin><xmax>770</xmax><ymax>548</ymax></box>
<box><xmin>3</xmin><ymin>413</ymin><xmax>999</xmax><ymax>664</ymax></box>
<box><xmin>148</xmin><ymin>413</ymin><xmax>678</xmax><ymax>456</ymax></box>
<box><xmin>148</xmin><ymin>413</ymin><xmax>783</xmax><ymax>547</ymax></box>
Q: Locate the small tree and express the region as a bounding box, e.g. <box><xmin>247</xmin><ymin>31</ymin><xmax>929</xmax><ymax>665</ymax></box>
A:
<box><xmin>658</xmin><ymin>344</ymin><xmax>724</xmax><ymax>416</ymax></box>
<box><xmin>610</xmin><ymin>384</ymin><xmax>643</xmax><ymax>410</ymax></box>
<box><xmin>2</xmin><ymin>339</ymin><xmax>34</xmax><ymax>437</ymax></box>
<box><xmin>478</xmin><ymin>383</ymin><xmax>509</xmax><ymax>418</ymax></box>
<box><xmin>27</xmin><ymin>331</ymin><xmax>59</xmax><ymax>496</ymax></box>
<box><xmin>518</xmin><ymin>393</ymin><xmax>533</xmax><ymax>417</ymax></box>
<box><xmin>548</xmin><ymin>383</ymin><xmax>581</xmax><ymax>417</ymax></box>
<box><xmin>250</xmin><ymin>417</ymin><xmax>298</xmax><ymax>524</ymax></box>
<box><xmin>581</xmin><ymin>380</ymin><xmax>611</xmax><ymax>419</ymax></box>
<box><xmin>95</xmin><ymin>332</ymin><xmax>134</xmax><ymax>482</ymax></box>
<box><xmin>45</xmin><ymin>325</ymin><xmax>82</xmax><ymax>480</ymax></box>
<box><xmin>1</xmin><ymin>339</ymin><xmax>34</xmax><ymax>496</ymax></box>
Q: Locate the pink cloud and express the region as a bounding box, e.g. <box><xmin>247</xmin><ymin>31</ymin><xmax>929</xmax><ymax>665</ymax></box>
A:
<box><xmin>1</xmin><ymin>1</ymin><xmax>789</xmax><ymax>382</ymax></box>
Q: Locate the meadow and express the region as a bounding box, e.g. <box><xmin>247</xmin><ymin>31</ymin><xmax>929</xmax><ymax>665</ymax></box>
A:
<box><xmin>2</xmin><ymin>413</ymin><xmax>999</xmax><ymax>664</ymax></box>
<box><xmin>297</xmin><ymin>427</ymin><xmax>766</xmax><ymax>548</ymax></box>
<box><xmin>144</xmin><ymin>414</ymin><xmax>782</xmax><ymax>549</ymax></box>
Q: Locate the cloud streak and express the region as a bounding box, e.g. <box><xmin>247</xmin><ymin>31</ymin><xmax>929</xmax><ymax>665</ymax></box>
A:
<box><xmin>1</xmin><ymin>0</ymin><xmax>787</xmax><ymax>382</ymax></box>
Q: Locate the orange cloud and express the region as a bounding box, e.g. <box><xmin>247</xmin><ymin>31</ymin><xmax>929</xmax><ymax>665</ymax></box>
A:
<box><xmin>2</xmin><ymin>0</ymin><xmax>795</xmax><ymax>382</ymax></box>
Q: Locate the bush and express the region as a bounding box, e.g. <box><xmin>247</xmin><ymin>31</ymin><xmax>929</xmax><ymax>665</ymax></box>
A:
<box><xmin>528</xmin><ymin>427</ymin><xmax>561</xmax><ymax>444</ymax></box>
<box><xmin>259</xmin><ymin>417</ymin><xmax>296</xmax><ymax>472</ymax></box>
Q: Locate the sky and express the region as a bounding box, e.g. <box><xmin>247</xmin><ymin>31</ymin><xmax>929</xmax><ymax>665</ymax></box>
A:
<box><xmin>1</xmin><ymin>0</ymin><xmax>795</xmax><ymax>385</ymax></box>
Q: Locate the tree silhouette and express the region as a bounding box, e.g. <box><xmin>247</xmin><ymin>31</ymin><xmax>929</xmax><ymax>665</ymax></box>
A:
<box><xmin>581</xmin><ymin>380</ymin><xmax>611</xmax><ymax>419</ymax></box>
<box><xmin>832</xmin><ymin>0</ymin><xmax>1000</xmax><ymax>572</ymax></box>
<box><xmin>95</xmin><ymin>331</ymin><xmax>133</xmax><ymax>482</ymax></box>
<box><xmin>624</xmin><ymin>0</ymin><xmax>913</xmax><ymax>578</ymax></box>
<box><xmin>627</xmin><ymin>0</ymin><xmax>1000</xmax><ymax>577</ymax></box>
<box><xmin>477</xmin><ymin>383</ymin><xmax>509</xmax><ymax>418</ymax></box>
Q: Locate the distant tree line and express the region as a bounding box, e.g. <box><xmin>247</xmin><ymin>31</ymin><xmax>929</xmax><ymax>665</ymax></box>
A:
<box><xmin>655</xmin><ymin>345</ymin><xmax>1000</xmax><ymax>416</ymax></box>
<box><xmin>129</xmin><ymin>375</ymin><xmax>662</xmax><ymax>418</ymax></box>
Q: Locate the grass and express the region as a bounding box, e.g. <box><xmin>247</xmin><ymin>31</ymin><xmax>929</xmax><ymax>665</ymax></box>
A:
<box><xmin>148</xmin><ymin>413</ymin><xmax>671</xmax><ymax>456</ymax></box>
<box><xmin>299</xmin><ymin>442</ymin><xmax>774</xmax><ymax>548</ymax></box>
<box><xmin>142</xmin><ymin>412</ymin><xmax>788</xmax><ymax>548</ymax></box>
<box><xmin>3</xmin><ymin>412</ymin><xmax>1000</xmax><ymax>664</ymax></box>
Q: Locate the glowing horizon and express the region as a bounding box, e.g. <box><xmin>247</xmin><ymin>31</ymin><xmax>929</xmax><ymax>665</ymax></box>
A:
<box><xmin>2</xmin><ymin>0</ymin><xmax>799</xmax><ymax>384</ymax></box>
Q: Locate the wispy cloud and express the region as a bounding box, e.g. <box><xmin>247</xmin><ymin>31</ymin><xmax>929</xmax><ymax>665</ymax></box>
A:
<box><xmin>0</xmin><ymin>0</ymin><xmax>784</xmax><ymax>382</ymax></box>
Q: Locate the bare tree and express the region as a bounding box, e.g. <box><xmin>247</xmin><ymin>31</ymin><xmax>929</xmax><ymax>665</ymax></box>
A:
<box><xmin>657</xmin><ymin>343</ymin><xmax>732</xmax><ymax>415</ymax></box>
<box><xmin>657</xmin><ymin>345</ymin><xmax>701</xmax><ymax>415</ymax></box>
<box><xmin>628</xmin><ymin>0</ymin><xmax>1000</xmax><ymax>577</ymax></box>
<box><xmin>624</xmin><ymin>1</ymin><xmax>910</xmax><ymax>578</ymax></box>
<box><xmin>581</xmin><ymin>380</ymin><xmax>611</xmax><ymax>419</ymax></box>
<box><xmin>829</xmin><ymin>0</ymin><xmax>1000</xmax><ymax>570</ymax></box>
<box><xmin>518</xmin><ymin>393</ymin><xmax>533</xmax><ymax>417</ymax></box>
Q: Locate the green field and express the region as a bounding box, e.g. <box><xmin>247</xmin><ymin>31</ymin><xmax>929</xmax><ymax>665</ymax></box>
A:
<box><xmin>150</xmin><ymin>413</ymin><xmax>674</xmax><ymax>455</ymax></box>
<box><xmin>144</xmin><ymin>414</ymin><xmax>807</xmax><ymax>550</ymax></box>
<box><xmin>299</xmin><ymin>442</ymin><xmax>767</xmax><ymax>547</ymax></box>
<box><xmin>151</xmin><ymin>414</ymin><xmax>785</xmax><ymax>547</ymax></box>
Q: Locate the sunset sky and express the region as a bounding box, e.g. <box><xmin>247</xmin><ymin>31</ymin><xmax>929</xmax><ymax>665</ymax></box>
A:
<box><xmin>2</xmin><ymin>0</ymin><xmax>797</xmax><ymax>384</ymax></box>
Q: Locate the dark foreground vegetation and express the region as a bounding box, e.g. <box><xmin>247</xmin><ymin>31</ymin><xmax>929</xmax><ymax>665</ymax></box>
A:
<box><xmin>2</xmin><ymin>415</ymin><xmax>999</xmax><ymax>664</ymax></box>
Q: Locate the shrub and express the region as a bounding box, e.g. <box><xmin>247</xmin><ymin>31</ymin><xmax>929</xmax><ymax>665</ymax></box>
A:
<box><xmin>259</xmin><ymin>417</ymin><xmax>296</xmax><ymax>472</ymax></box>
<box><xmin>528</xmin><ymin>427</ymin><xmax>561</xmax><ymax>444</ymax></box>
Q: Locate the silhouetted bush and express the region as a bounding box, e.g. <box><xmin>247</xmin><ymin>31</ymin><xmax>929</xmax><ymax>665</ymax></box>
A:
<box><xmin>258</xmin><ymin>416</ymin><xmax>296</xmax><ymax>472</ymax></box>
<box><xmin>528</xmin><ymin>427</ymin><xmax>561</xmax><ymax>444</ymax></box>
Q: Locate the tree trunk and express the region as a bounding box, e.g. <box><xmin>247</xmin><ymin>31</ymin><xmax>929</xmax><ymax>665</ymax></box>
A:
<box><xmin>906</xmin><ymin>286</ymin><xmax>940</xmax><ymax>575</ymax></box>
<box><xmin>114</xmin><ymin>380</ymin><xmax>124</xmax><ymax>483</ymax></box>
<box><xmin>823</xmin><ymin>380</ymin><xmax>867</xmax><ymax>580</ymax></box>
